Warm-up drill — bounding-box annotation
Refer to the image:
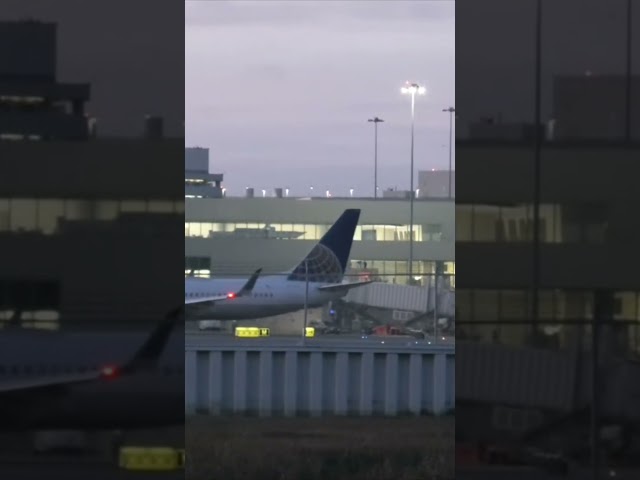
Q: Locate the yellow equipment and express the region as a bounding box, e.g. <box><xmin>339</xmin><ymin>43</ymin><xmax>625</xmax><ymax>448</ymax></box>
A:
<box><xmin>118</xmin><ymin>446</ymin><xmax>181</xmax><ymax>471</ymax></box>
<box><xmin>235</xmin><ymin>327</ymin><xmax>270</xmax><ymax>337</ymax></box>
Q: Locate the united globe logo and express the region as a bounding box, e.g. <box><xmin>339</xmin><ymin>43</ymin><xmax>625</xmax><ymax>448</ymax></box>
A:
<box><xmin>287</xmin><ymin>243</ymin><xmax>343</xmax><ymax>283</ymax></box>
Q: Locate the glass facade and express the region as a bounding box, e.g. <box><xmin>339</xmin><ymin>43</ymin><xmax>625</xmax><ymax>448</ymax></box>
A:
<box><xmin>457</xmin><ymin>289</ymin><xmax>640</xmax><ymax>357</ymax></box>
<box><xmin>185</xmin><ymin>256</ymin><xmax>212</xmax><ymax>278</ymax></box>
<box><xmin>456</xmin><ymin>203</ymin><xmax>608</xmax><ymax>243</ymax></box>
<box><xmin>349</xmin><ymin>259</ymin><xmax>455</xmax><ymax>287</ymax></box>
<box><xmin>0</xmin><ymin>198</ymin><xmax>185</xmax><ymax>235</ymax></box>
<box><xmin>185</xmin><ymin>221</ymin><xmax>444</xmax><ymax>242</ymax></box>
<box><xmin>184</xmin><ymin>256</ymin><xmax>455</xmax><ymax>287</ymax></box>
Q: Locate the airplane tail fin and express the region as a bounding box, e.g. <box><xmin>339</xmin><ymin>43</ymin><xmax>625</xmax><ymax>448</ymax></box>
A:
<box><xmin>120</xmin><ymin>305</ymin><xmax>183</xmax><ymax>374</ymax></box>
<box><xmin>237</xmin><ymin>268</ymin><xmax>262</xmax><ymax>296</ymax></box>
<box><xmin>287</xmin><ymin>209</ymin><xmax>361</xmax><ymax>283</ymax></box>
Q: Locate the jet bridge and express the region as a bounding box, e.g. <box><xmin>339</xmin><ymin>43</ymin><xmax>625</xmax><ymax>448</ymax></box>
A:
<box><xmin>344</xmin><ymin>279</ymin><xmax>455</xmax><ymax>317</ymax></box>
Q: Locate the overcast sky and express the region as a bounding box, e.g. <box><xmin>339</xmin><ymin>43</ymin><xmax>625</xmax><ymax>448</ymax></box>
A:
<box><xmin>186</xmin><ymin>0</ymin><xmax>455</xmax><ymax>197</ymax></box>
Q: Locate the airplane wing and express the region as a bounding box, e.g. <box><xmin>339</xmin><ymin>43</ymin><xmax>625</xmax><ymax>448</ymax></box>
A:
<box><xmin>185</xmin><ymin>268</ymin><xmax>261</xmax><ymax>305</ymax></box>
<box><xmin>0</xmin><ymin>371</ymin><xmax>104</xmax><ymax>394</ymax></box>
<box><xmin>0</xmin><ymin>305</ymin><xmax>183</xmax><ymax>395</ymax></box>
<box><xmin>317</xmin><ymin>279</ymin><xmax>374</xmax><ymax>292</ymax></box>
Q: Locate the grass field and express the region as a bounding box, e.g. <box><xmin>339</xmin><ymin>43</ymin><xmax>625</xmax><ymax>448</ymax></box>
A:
<box><xmin>186</xmin><ymin>415</ymin><xmax>454</xmax><ymax>480</ymax></box>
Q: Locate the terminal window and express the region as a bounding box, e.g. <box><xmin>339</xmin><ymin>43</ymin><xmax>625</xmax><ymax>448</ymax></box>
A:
<box><xmin>456</xmin><ymin>203</ymin><xmax>608</xmax><ymax>243</ymax></box>
<box><xmin>457</xmin><ymin>289</ymin><xmax>640</xmax><ymax>356</ymax></box>
<box><xmin>349</xmin><ymin>259</ymin><xmax>455</xmax><ymax>287</ymax></box>
<box><xmin>184</xmin><ymin>222</ymin><xmax>430</xmax><ymax>242</ymax></box>
<box><xmin>185</xmin><ymin>256</ymin><xmax>211</xmax><ymax>277</ymax></box>
<box><xmin>0</xmin><ymin>198</ymin><xmax>183</xmax><ymax>235</ymax></box>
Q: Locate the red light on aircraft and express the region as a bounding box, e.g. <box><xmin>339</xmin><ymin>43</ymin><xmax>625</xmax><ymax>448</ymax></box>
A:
<box><xmin>101</xmin><ymin>365</ymin><xmax>119</xmax><ymax>379</ymax></box>
<box><xmin>227</xmin><ymin>292</ymin><xmax>236</xmax><ymax>299</ymax></box>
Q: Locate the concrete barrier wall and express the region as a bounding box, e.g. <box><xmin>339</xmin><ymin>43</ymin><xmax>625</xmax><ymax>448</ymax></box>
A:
<box><xmin>185</xmin><ymin>343</ymin><xmax>454</xmax><ymax>416</ymax></box>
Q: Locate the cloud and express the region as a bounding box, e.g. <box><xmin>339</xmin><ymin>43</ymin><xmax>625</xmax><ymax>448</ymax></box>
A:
<box><xmin>186</xmin><ymin>0</ymin><xmax>454</xmax><ymax>195</ymax></box>
<box><xmin>185</xmin><ymin>0</ymin><xmax>454</xmax><ymax>30</ymax></box>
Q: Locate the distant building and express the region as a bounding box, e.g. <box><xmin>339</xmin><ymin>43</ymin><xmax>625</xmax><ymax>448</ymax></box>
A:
<box><xmin>185</xmin><ymin>146</ymin><xmax>209</xmax><ymax>171</ymax></box>
<box><xmin>185</xmin><ymin>196</ymin><xmax>454</xmax><ymax>287</ymax></box>
<box><xmin>456</xmin><ymin>139</ymin><xmax>640</xmax><ymax>357</ymax></box>
<box><xmin>185</xmin><ymin>147</ymin><xmax>224</xmax><ymax>198</ymax></box>
<box><xmin>0</xmin><ymin>139</ymin><xmax>184</xmax><ymax>327</ymax></box>
<box><xmin>0</xmin><ymin>21</ymin><xmax>91</xmax><ymax>141</ymax></box>
<box><xmin>468</xmin><ymin>75</ymin><xmax>640</xmax><ymax>142</ymax></box>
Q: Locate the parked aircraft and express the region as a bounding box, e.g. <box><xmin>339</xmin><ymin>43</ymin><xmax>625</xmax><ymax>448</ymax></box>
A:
<box><xmin>185</xmin><ymin>209</ymin><xmax>372</xmax><ymax>320</ymax></box>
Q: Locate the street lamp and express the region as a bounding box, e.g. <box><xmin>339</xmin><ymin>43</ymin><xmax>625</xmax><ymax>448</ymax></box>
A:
<box><xmin>368</xmin><ymin>117</ymin><xmax>384</xmax><ymax>199</ymax></box>
<box><xmin>301</xmin><ymin>258</ymin><xmax>309</xmax><ymax>345</ymax></box>
<box><xmin>442</xmin><ymin>107</ymin><xmax>455</xmax><ymax>198</ymax></box>
<box><xmin>401</xmin><ymin>82</ymin><xmax>426</xmax><ymax>281</ymax></box>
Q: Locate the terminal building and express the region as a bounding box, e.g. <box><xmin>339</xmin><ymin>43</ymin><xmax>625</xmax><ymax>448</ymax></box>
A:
<box><xmin>1</xmin><ymin>20</ymin><xmax>184</xmax><ymax>329</ymax></box>
<box><xmin>184</xmin><ymin>148</ymin><xmax>455</xmax><ymax>329</ymax></box>
<box><xmin>185</xmin><ymin>147</ymin><xmax>224</xmax><ymax>198</ymax></box>
<box><xmin>457</xmin><ymin>76</ymin><xmax>640</xmax><ymax>356</ymax></box>
<box><xmin>1</xmin><ymin>140</ymin><xmax>184</xmax><ymax>328</ymax></box>
<box><xmin>0</xmin><ymin>21</ymin><xmax>92</xmax><ymax>141</ymax></box>
<box><xmin>456</xmin><ymin>140</ymin><xmax>640</xmax><ymax>355</ymax></box>
<box><xmin>456</xmin><ymin>74</ymin><xmax>640</xmax><ymax>442</ymax></box>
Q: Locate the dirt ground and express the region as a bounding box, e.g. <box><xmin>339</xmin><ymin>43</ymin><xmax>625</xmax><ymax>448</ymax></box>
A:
<box><xmin>186</xmin><ymin>415</ymin><xmax>454</xmax><ymax>480</ymax></box>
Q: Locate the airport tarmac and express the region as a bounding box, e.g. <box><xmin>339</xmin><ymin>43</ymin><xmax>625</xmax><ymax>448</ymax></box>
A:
<box><xmin>0</xmin><ymin>427</ymin><xmax>183</xmax><ymax>479</ymax></box>
<box><xmin>186</xmin><ymin>330</ymin><xmax>455</xmax><ymax>350</ymax></box>
<box><xmin>457</xmin><ymin>465</ymin><xmax>639</xmax><ymax>479</ymax></box>
<box><xmin>0</xmin><ymin>462</ymin><xmax>183</xmax><ymax>480</ymax></box>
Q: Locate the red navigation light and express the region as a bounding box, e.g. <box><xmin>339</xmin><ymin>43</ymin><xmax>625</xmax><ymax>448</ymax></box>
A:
<box><xmin>101</xmin><ymin>365</ymin><xmax>119</xmax><ymax>379</ymax></box>
<box><xmin>227</xmin><ymin>292</ymin><xmax>236</xmax><ymax>299</ymax></box>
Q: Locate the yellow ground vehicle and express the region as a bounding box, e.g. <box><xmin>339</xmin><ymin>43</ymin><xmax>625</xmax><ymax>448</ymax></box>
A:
<box><xmin>234</xmin><ymin>327</ymin><xmax>270</xmax><ymax>337</ymax></box>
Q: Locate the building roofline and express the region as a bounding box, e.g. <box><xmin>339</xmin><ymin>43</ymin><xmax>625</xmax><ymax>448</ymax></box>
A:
<box><xmin>457</xmin><ymin>139</ymin><xmax>640</xmax><ymax>148</ymax></box>
<box><xmin>190</xmin><ymin>196</ymin><xmax>454</xmax><ymax>202</ymax></box>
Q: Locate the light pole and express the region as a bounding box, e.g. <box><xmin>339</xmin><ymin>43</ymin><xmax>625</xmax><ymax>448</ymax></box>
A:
<box><xmin>368</xmin><ymin>117</ymin><xmax>384</xmax><ymax>199</ymax></box>
<box><xmin>401</xmin><ymin>82</ymin><xmax>426</xmax><ymax>281</ymax></box>
<box><xmin>301</xmin><ymin>258</ymin><xmax>309</xmax><ymax>345</ymax></box>
<box><xmin>442</xmin><ymin>107</ymin><xmax>455</xmax><ymax>198</ymax></box>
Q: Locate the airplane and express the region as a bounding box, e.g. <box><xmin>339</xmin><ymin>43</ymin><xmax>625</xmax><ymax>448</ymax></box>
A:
<box><xmin>185</xmin><ymin>208</ymin><xmax>373</xmax><ymax>320</ymax></box>
<box><xmin>0</xmin><ymin>306</ymin><xmax>190</xmax><ymax>430</ymax></box>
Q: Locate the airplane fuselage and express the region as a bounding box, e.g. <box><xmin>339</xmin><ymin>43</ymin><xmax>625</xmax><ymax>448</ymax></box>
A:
<box><xmin>185</xmin><ymin>276</ymin><xmax>342</xmax><ymax>320</ymax></box>
<box><xmin>0</xmin><ymin>330</ymin><xmax>184</xmax><ymax>430</ymax></box>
